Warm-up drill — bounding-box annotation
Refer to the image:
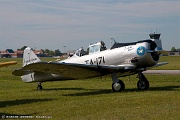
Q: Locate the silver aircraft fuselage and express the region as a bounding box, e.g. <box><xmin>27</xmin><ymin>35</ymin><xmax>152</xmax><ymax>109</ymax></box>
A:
<box><xmin>21</xmin><ymin>40</ymin><xmax>159</xmax><ymax>83</ymax></box>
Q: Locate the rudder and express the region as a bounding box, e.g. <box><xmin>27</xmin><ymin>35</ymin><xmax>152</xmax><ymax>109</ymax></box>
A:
<box><xmin>23</xmin><ymin>47</ymin><xmax>41</xmax><ymax>67</ymax></box>
<box><xmin>21</xmin><ymin>47</ymin><xmax>41</xmax><ymax>82</ymax></box>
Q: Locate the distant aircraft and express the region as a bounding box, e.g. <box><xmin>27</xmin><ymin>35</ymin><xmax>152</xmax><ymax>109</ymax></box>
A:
<box><xmin>0</xmin><ymin>61</ymin><xmax>17</xmax><ymax>68</ymax></box>
<box><xmin>12</xmin><ymin>34</ymin><xmax>168</xmax><ymax>91</ymax></box>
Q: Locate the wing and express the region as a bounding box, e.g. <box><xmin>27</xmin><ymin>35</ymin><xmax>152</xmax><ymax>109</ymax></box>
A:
<box><xmin>12</xmin><ymin>62</ymin><xmax>135</xmax><ymax>79</ymax></box>
<box><xmin>0</xmin><ymin>61</ymin><xmax>17</xmax><ymax>68</ymax></box>
<box><xmin>147</xmin><ymin>62</ymin><xmax>168</xmax><ymax>69</ymax></box>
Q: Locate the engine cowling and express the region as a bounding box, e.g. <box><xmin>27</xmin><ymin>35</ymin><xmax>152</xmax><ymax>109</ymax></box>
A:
<box><xmin>135</xmin><ymin>40</ymin><xmax>160</xmax><ymax>68</ymax></box>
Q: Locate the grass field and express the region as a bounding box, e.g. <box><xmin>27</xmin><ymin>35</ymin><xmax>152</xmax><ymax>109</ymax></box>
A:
<box><xmin>153</xmin><ymin>56</ymin><xmax>180</xmax><ymax>70</ymax></box>
<box><xmin>0</xmin><ymin>56</ymin><xmax>180</xmax><ymax>119</ymax></box>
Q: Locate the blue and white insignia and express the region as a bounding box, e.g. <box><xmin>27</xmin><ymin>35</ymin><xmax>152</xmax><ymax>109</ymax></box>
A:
<box><xmin>137</xmin><ymin>46</ymin><xmax>146</xmax><ymax>56</ymax></box>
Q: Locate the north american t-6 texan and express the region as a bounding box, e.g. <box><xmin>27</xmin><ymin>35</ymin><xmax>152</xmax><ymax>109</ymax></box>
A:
<box><xmin>12</xmin><ymin>33</ymin><xmax>168</xmax><ymax>92</ymax></box>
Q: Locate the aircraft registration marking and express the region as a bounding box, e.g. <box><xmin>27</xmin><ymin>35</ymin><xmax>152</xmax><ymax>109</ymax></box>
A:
<box><xmin>25</xmin><ymin>58</ymin><xmax>37</xmax><ymax>64</ymax></box>
<box><xmin>85</xmin><ymin>56</ymin><xmax>105</xmax><ymax>65</ymax></box>
<box><xmin>124</xmin><ymin>46</ymin><xmax>134</xmax><ymax>51</ymax></box>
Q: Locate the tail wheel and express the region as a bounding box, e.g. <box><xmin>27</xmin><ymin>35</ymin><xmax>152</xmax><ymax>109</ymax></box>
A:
<box><xmin>37</xmin><ymin>85</ymin><xmax>42</xmax><ymax>90</ymax></box>
<box><xmin>137</xmin><ymin>79</ymin><xmax>149</xmax><ymax>90</ymax></box>
<box><xmin>112</xmin><ymin>80</ymin><xmax>125</xmax><ymax>92</ymax></box>
<box><xmin>37</xmin><ymin>83</ymin><xmax>43</xmax><ymax>90</ymax></box>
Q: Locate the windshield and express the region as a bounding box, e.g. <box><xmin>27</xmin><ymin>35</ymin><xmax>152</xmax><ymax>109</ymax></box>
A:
<box><xmin>88</xmin><ymin>41</ymin><xmax>106</xmax><ymax>55</ymax></box>
<box><xmin>89</xmin><ymin>44</ymin><xmax>101</xmax><ymax>55</ymax></box>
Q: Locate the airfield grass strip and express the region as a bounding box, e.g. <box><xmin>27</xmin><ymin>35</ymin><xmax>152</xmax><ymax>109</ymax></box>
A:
<box><xmin>0</xmin><ymin>57</ymin><xmax>180</xmax><ymax>119</ymax></box>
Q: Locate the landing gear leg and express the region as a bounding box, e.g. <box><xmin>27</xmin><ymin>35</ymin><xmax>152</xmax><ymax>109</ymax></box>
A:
<box><xmin>137</xmin><ymin>72</ymin><xmax>149</xmax><ymax>90</ymax></box>
<box><xmin>37</xmin><ymin>82</ymin><xmax>43</xmax><ymax>90</ymax></box>
<box><xmin>111</xmin><ymin>73</ymin><xmax>125</xmax><ymax>92</ymax></box>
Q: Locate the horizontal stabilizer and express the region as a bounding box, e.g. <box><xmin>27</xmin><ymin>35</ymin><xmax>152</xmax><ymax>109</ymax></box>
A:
<box><xmin>12</xmin><ymin>68</ymin><xmax>34</xmax><ymax>76</ymax></box>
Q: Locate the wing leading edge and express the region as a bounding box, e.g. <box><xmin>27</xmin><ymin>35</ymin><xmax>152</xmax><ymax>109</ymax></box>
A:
<box><xmin>12</xmin><ymin>62</ymin><xmax>135</xmax><ymax>79</ymax></box>
<box><xmin>147</xmin><ymin>62</ymin><xmax>168</xmax><ymax>69</ymax></box>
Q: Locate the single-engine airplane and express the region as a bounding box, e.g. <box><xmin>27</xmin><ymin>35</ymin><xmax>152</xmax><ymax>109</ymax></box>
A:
<box><xmin>12</xmin><ymin>33</ymin><xmax>168</xmax><ymax>91</ymax></box>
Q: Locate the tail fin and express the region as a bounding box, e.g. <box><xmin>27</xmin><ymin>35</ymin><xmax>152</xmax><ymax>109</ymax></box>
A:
<box><xmin>23</xmin><ymin>47</ymin><xmax>41</xmax><ymax>67</ymax></box>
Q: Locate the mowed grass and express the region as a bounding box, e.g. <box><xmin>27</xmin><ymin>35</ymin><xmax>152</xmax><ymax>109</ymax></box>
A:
<box><xmin>0</xmin><ymin>57</ymin><xmax>180</xmax><ymax>120</ymax></box>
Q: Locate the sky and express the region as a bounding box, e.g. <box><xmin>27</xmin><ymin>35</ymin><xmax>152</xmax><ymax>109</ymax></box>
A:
<box><xmin>0</xmin><ymin>0</ymin><xmax>180</xmax><ymax>51</ymax></box>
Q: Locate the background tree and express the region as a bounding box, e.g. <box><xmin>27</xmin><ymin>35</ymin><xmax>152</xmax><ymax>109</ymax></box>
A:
<box><xmin>44</xmin><ymin>49</ymin><xmax>55</xmax><ymax>56</ymax></box>
<box><xmin>17</xmin><ymin>46</ymin><xmax>27</xmax><ymax>50</ymax></box>
<box><xmin>54</xmin><ymin>49</ymin><xmax>62</xmax><ymax>56</ymax></box>
<box><xmin>49</xmin><ymin>50</ymin><xmax>55</xmax><ymax>56</ymax></box>
<box><xmin>44</xmin><ymin>49</ymin><xmax>50</xmax><ymax>55</ymax></box>
<box><xmin>41</xmin><ymin>49</ymin><xmax>45</xmax><ymax>53</ymax></box>
<box><xmin>171</xmin><ymin>47</ymin><xmax>176</xmax><ymax>52</ymax></box>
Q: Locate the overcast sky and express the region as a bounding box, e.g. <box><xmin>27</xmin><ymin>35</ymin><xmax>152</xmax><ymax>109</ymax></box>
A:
<box><xmin>0</xmin><ymin>0</ymin><xmax>180</xmax><ymax>51</ymax></box>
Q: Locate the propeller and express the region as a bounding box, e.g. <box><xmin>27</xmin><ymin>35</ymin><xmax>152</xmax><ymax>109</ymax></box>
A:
<box><xmin>146</xmin><ymin>47</ymin><xmax>168</xmax><ymax>55</ymax></box>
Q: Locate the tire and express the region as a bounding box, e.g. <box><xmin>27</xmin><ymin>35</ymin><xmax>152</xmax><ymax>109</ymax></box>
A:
<box><xmin>112</xmin><ymin>80</ymin><xmax>125</xmax><ymax>92</ymax></box>
<box><xmin>37</xmin><ymin>85</ymin><xmax>43</xmax><ymax>90</ymax></box>
<box><xmin>137</xmin><ymin>79</ymin><xmax>149</xmax><ymax>90</ymax></box>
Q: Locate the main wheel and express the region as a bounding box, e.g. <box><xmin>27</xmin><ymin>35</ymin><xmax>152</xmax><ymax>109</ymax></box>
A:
<box><xmin>112</xmin><ymin>80</ymin><xmax>125</xmax><ymax>92</ymax></box>
<box><xmin>137</xmin><ymin>79</ymin><xmax>149</xmax><ymax>90</ymax></box>
<box><xmin>37</xmin><ymin>85</ymin><xmax>43</xmax><ymax>90</ymax></box>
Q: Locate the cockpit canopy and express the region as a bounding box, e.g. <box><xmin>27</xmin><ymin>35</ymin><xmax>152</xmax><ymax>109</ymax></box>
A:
<box><xmin>74</xmin><ymin>41</ymin><xmax>107</xmax><ymax>57</ymax></box>
<box><xmin>88</xmin><ymin>41</ymin><xmax>106</xmax><ymax>55</ymax></box>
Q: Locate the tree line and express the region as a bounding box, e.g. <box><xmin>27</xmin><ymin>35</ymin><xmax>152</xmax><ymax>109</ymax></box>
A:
<box><xmin>17</xmin><ymin>46</ymin><xmax>64</xmax><ymax>56</ymax></box>
<box><xmin>171</xmin><ymin>47</ymin><xmax>180</xmax><ymax>52</ymax></box>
